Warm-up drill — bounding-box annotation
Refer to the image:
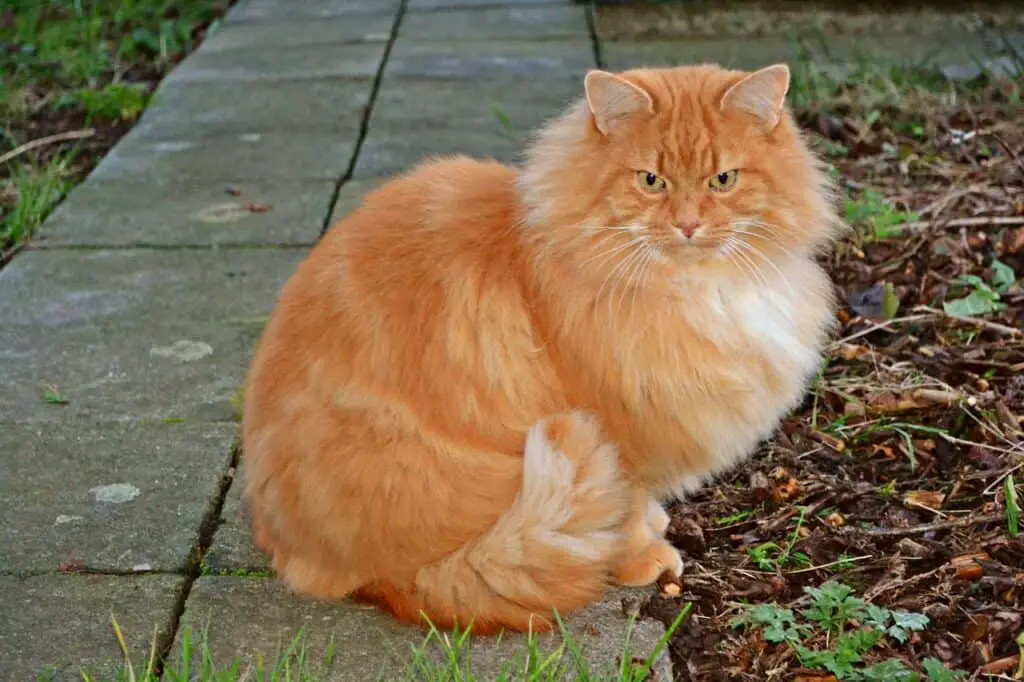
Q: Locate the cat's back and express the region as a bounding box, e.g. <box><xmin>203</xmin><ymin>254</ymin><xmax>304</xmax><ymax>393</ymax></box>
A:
<box><xmin>321</xmin><ymin>155</ymin><xmax>522</xmax><ymax>264</ymax></box>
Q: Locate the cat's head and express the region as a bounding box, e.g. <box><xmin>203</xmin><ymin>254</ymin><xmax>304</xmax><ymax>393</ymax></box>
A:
<box><xmin>519</xmin><ymin>63</ymin><xmax>842</xmax><ymax>279</ymax></box>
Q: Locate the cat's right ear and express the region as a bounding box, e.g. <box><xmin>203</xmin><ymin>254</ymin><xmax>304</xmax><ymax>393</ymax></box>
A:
<box><xmin>584</xmin><ymin>70</ymin><xmax>654</xmax><ymax>135</ymax></box>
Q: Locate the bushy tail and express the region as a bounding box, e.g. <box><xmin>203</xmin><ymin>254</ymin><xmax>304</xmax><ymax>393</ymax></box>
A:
<box><xmin>353</xmin><ymin>412</ymin><xmax>632</xmax><ymax>634</ymax></box>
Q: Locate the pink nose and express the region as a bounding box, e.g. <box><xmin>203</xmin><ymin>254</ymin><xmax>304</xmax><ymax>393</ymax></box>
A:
<box><xmin>677</xmin><ymin>220</ymin><xmax>701</xmax><ymax>238</ymax></box>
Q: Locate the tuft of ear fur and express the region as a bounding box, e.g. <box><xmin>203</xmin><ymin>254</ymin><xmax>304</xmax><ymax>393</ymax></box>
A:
<box><xmin>720</xmin><ymin>63</ymin><xmax>790</xmax><ymax>131</ymax></box>
<box><xmin>584</xmin><ymin>70</ymin><xmax>654</xmax><ymax>135</ymax></box>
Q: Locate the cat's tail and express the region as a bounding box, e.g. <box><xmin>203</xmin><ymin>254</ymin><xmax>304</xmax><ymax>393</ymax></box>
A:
<box><xmin>353</xmin><ymin>411</ymin><xmax>632</xmax><ymax>635</ymax></box>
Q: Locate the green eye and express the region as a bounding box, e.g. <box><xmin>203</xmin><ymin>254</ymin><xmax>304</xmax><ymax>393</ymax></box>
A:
<box><xmin>709</xmin><ymin>170</ymin><xmax>739</xmax><ymax>192</ymax></box>
<box><xmin>636</xmin><ymin>171</ymin><xmax>667</xmax><ymax>193</ymax></box>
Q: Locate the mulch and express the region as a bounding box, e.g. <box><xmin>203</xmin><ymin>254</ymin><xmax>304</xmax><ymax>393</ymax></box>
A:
<box><xmin>641</xmin><ymin>84</ymin><xmax>1024</xmax><ymax>680</ymax></box>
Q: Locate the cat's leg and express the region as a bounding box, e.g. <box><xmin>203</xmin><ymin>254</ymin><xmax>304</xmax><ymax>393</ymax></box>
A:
<box><xmin>613</xmin><ymin>488</ymin><xmax>682</xmax><ymax>587</ymax></box>
<box><xmin>646</xmin><ymin>495</ymin><xmax>671</xmax><ymax>537</ymax></box>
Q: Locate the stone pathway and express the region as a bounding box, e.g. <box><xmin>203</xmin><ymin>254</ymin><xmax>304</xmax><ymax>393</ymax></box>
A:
<box><xmin>1</xmin><ymin>0</ymin><xmax>1019</xmax><ymax>679</ymax></box>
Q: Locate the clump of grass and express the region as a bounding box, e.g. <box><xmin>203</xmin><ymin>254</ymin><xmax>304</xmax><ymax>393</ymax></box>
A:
<box><xmin>74</xmin><ymin>606</ymin><xmax>690</xmax><ymax>682</ymax></box>
<box><xmin>1</xmin><ymin>153</ymin><xmax>75</xmax><ymax>252</ymax></box>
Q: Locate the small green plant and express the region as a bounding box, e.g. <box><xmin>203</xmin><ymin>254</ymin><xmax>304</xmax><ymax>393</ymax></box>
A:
<box><xmin>1006</xmin><ymin>474</ymin><xmax>1020</xmax><ymax>538</ymax></box>
<box><xmin>729</xmin><ymin>581</ymin><xmax>945</xmax><ymax>680</ymax></box>
<box><xmin>745</xmin><ymin>506</ymin><xmax>811</xmax><ymax>571</ymax></box>
<box><xmin>716</xmin><ymin>510</ymin><xmax>752</xmax><ymax>526</ymax></box>
<box><xmin>942</xmin><ymin>274</ymin><xmax>1008</xmax><ymax>317</ymax></box>
<box><xmin>843</xmin><ymin>189</ymin><xmax>919</xmax><ymax>240</ymax></box>
<box><xmin>65</xmin><ymin>83</ymin><xmax>150</xmax><ymax>122</ymax></box>
<box><xmin>39</xmin><ymin>383</ymin><xmax>70</xmax><ymax>405</ymax></box>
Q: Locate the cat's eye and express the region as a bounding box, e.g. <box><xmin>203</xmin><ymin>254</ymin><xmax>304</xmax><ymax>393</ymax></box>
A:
<box><xmin>636</xmin><ymin>171</ymin><xmax>667</xmax><ymax>193</ymax></box>
<box><xmin>708</xmin><ymin>170</ymin><xmax>739</xmax><ymax>192</ymax></box>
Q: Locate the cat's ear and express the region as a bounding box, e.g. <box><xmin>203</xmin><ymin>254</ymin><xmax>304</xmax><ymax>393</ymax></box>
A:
<box><xmin>584</xmin><ymin>70</ymin><xmax>654</xmax><ymax>135</ymax></box>
<box><xmin>720</xmin><ymin>63</ymin><xmax>790</xmax><ymax>131</ymax></box>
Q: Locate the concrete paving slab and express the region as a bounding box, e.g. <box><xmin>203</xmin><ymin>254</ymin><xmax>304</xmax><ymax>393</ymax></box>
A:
<box><xmin>0</xmin><ymin>248</ymin><xmax>301</xmax><ymax>423</ymax></box>
<box><xmin>0</xmin><ymin>423</ymin><xmax>235</xmax><ymax>574</ymax></box>
<box><xmin>203</xmin><ymin>466</ymin><xmax>271</xmax><ymax>574</ymax></box>
<box><xmin>135</xmin><ymin>79</ymin><xmax>371</xmax><ymax>137</ymax></box>
<box><xmin>369</xmin><ymin>79</ymin><xmax>580</xmax><ymax>137</ymax></box>
<box><xmin>353</xmin><ymin>129</ymin><xmax>520</xmax><ymax>178</ymax></box>
<box><xmin>225</xmin><ymin>0</ymin><xmax>401</xmax><ymax>22</ymax></box>
<box><xmin>88</xmin><ymin>128</ymin><xmax>354</xmax><ymax>182</ymax></box>
<box><xmin>408</xmin><ymin>0</ymin><xmax>569</xmax><ymax>8</ymax></box>
<box><xmin>173</xmin><ymin>577</ymin><xmax>671</xmax><ymax>680</ymax></box>
<box><xmin>163</xmin><ymin>42</ymin><xmax>384</xmax><ymax>84</ymax></box>
<box><xmin>38</xmin><ymin>179</ymin><xmax>332</xmax><ymax>248</ymax></box>
<box><xmin>200</xmin><ymin>15</ymin><xmax>393</xmax><ymax>52</ymax></box>
<box><xmin>401</xmin><ymin>5</ymin><xmax>588</xmax><ymax>41</ymax></box>
<box><xmin>385</xmin><ymin>40</ymin><xmax>594</xmax><ymax>81</ymax></box>
<box><xmin>0</xmin><ymin>575</ymin><xmax>185</xmax><ymax>681</ymax></box>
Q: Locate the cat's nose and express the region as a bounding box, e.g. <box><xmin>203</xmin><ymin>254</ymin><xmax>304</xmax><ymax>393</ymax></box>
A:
<box><xmin>676</xmin><ymin>219</ymin><xmax>702</xmax><ymax>239</ymax></box>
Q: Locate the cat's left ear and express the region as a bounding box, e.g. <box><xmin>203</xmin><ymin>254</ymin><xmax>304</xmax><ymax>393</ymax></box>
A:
<box><xmin>584</xmin><ymin>70</ymin><xmax>655</xmax><ymax>135</ymax></box>
<box><xmin>720</xmin><ymin>63</ymin><xmax>790</xmax><ymax>131</ymax></box>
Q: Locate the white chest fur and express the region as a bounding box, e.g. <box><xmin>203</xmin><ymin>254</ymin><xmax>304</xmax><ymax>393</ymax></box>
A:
<box><xmin>654</xmin><ymin>257</ymin><xmax>833</xmax><ymax>494</ymax></box>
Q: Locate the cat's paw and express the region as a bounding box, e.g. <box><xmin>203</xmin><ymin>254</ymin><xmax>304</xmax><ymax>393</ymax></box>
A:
<box><xmin>614</xmin><ymin>538</ymin><xmax>683</xmax><ymax>587</ymax></box>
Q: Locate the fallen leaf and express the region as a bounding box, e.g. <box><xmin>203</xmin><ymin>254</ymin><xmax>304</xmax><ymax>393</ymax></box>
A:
<box><xmin>979</xmin><ymin>655</ymin><xmax>1018</xmax><ymax>676</ymax></box>
<box><xmin>903</xmin><ymin>490</ymin><xmax>946</xmax><ymax>511</ymax></box>
<box><xmin>951</xmin><ymin>552</ymin><xmax>991</xmax><ymax>580</ymax></box>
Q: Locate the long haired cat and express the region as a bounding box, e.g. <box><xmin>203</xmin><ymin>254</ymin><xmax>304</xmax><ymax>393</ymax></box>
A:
<box><xmin>241</xmin><ymin>62</ymin><xmax>841</xmax><ymax>634</ymax></box>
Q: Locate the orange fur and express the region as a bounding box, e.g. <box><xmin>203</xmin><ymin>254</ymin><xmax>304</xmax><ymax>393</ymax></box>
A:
<box><xmin>241</xmin><ymin>63</ymin><xmax>842</xmax><ymax>634</ymax></box>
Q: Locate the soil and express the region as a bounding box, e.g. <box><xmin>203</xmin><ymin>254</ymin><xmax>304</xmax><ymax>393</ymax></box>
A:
<box><xmin>640</xmin><ymin>86</ymin><xmax>1024</xmax><ymax>680</ymax></box>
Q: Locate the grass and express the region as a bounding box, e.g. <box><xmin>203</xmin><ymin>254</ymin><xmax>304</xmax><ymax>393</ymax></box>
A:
<box><xmin>70</xmin><ymin>607</ymin><xmax>691</xmax><ymax>682</ymax></box>
<box><xmin>0</xmin><ymin>0</ymin><xmax>229</xmax><ymax>259</ymax></box>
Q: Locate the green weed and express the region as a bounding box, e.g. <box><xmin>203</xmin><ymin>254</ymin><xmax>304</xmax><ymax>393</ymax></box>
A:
<box><xmin>843</xmin><ymin>189</ymin><xmax>919</xmax><ymax>241</ymax></box>
<box><xmin>729</xmin><ymin>581</ymin><xmax>961</xmax><ymax>680</ymax></box>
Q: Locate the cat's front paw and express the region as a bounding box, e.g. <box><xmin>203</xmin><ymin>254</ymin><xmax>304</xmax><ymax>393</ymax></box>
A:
<box><xmin>614</xmin><ymin>538</ymin><xmax>683</xmax><ymax>587</ymax></box>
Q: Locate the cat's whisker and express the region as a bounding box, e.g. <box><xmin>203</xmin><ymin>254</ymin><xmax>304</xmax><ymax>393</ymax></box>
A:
<box><xmin>618</xmin><ymin>243</ymin><xmax>654</xmax><ymax>319</ymax></box>
<box><xmin>726</xmin><ymin>240</ymin><xmax>770</xmax><ymax>290</ymax></box>
<box><xmin>731</xmin><ymin>238</ymin><xmax>796</xmax><ymax>297</ymax></box>
<box><xmin>729</xmin><ymin>228</ymin><xmax>797</xmax><ymax>261</ymax></box>
<box><xmin>721</xmin><ymin>240</ymin><xmax>764</xmax><ymax>290</ymax></box>
<box><xmin>581</xmin><ymin>233</ymin><xmax>648</xmax><ymax>271</ymax></box>
<box><xmin>607</xmin><ymin>240</ymin><xmax>651</xmax><ymax>316</ymax></box>
<box><xmin>630</xmin><ymin>246</ymin><xmax>659</xmax><ymax>315</ymax></box>
<box><xmin>596</xmin><ymin>237</ymin><xmax>648</xmax><ymax>310</ymax></box>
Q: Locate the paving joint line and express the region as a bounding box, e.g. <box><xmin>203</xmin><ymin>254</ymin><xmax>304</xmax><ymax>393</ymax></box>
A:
<box><xmin>319</xmin><ymin>0</ymin><xmax>409</xmax><ymax>239</ymax></box>
<box><xmin>152</xmin><ymin>441</ymin><xmax>241</xmax><ymax>678</ymax></box>
<box><xmin>583</xmin><ymin>0</ymin><xmax>604</xmax><ymax>69</ymax></box>
<box><xmin>24</xmin><ymin>243</ymin><xmax>315</xmax><ymax>253</ymax></box>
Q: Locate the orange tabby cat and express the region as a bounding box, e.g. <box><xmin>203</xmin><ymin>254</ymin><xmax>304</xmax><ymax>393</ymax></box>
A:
<box><xmin>241</xmin><ymin>62</ymin><xmax>842</xmax><ymax>634</ymax></box>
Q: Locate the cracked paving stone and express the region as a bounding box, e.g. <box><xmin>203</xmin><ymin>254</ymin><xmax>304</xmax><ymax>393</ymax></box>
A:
<box><xmin>0</xmin><ymin>422</ymin><xmax>236</xmax><ymax>573</ymax></box>
<box><xmin>204</xmin><ymin>464</ymin><xmax>272</xmax><ymax>574</ymax></box>
<box><xmin>135</xmin><ymin>79</ymin><xmax>373</xmax><ymax>138</ymax></box>
<box><xmin>401</xmin><ymin>6</ymin><xmax>589</xmax><ymax>41</ymax></box>
<box><xmin>0</xmin><ymin>574</ymin><xmax>184</xmax><ymax>681</ymax></box>
<box><xmin>224</xmin><ymin>0</ymin><xmax>401</xmax><ymax>22</ymax></box>
<box><xmin>38</xmin><ymin>179</ymin><xmax>332</xmax><ymax>248</ymax></box>
<box><xmin>385</xmin><ymin>40</ymin><xmax>593</xmax><ymax>81</ymax></box>
<box><xmin>0</xmin><ymin>248</ymin><xmax>303</xmax><ymax>423</ymax></box>
<box><xmin>199</xmin><ymin>14</ymin><xmax>394</xmax><ymax>52</ymax></box>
